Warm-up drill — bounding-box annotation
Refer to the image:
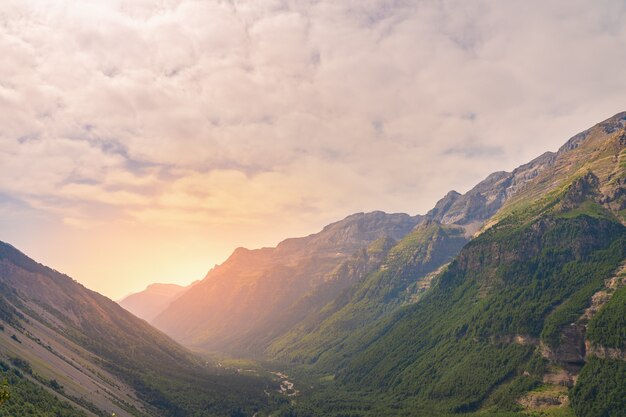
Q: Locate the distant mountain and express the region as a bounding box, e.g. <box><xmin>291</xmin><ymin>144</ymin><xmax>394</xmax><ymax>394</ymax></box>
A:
<box><xmin>425</xmin><ymin>150</ymin><xmax>556</xmax><ymax>229</ymax></box>
<box><xmin>152</xmin><ymin>211</ymin><xmax>422</xmax><ymax>354</ymax></box>
<box><xmin>119</xmin><ymin>282</ymin><xmax>194</xmax><ymax>322</ymax></box>
<box><xmin>0</xmin><ymin>242</ymin><xmax>273</xmax><ymax>416</ymax></box>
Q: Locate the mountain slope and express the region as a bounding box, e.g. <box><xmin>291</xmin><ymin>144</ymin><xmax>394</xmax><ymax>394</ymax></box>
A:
<box><xmin>267</xmin><ymin>221</ymin><xmax>468</xmax><ymax>365</ymax></box>
<box><xmin>292</xmin><ymin>111</ymin><xmax>626</xmax><ymax>416</ymax></box>
<box><xmin>0</xmin><ymin>242</ymin><xmax>274</xmax><ymax>416</ymax></box>
<box><xmin>119</xmin><ymin>283</ymin><xmax>192</xmax><ymax>322</ymax></box>
<box><xmin>152</xmin><ymin>211</ymin><xmax>422</xmax><ymax>354</ymax></box>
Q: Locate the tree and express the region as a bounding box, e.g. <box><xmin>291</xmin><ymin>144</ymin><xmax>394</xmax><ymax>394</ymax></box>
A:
<box><xmin>0</xmin><ymin>380</ymin><xmax>9</xmax><ymax>405</ymax></box>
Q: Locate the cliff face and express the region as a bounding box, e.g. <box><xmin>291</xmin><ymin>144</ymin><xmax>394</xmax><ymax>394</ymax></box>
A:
<box><xmin>541</xmin><ymin>324</ymin><xmax>587</xmax><ymax>367</ymax></box>
<box><xmin>541</xmin><ymin>261</ymin><xmax>626</xmax><ymax>369</ymax></box>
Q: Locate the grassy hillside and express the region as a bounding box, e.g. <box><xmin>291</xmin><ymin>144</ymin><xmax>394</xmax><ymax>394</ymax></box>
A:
<box><xmin>0</xmin><ymin>362</ymin><xmax>87</xmax><ymax>417</ymax></box>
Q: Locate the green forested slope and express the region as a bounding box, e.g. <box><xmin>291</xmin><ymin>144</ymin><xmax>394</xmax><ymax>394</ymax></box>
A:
<box><xmin>0</xmin><ymin>363</ymin><xmax>86</xmax><ymax>417</ymax></box>
<box><xmin>277</xmin><ymin>197</ymin><xmax>625</xmax><ymax>417</ymax></box>
<box><xmin>339</xmin><ymin>212</ymin><xmax>624</xmax><ymax>409</ymax></box>
<box><xmin>277</xmin><ymin>112</ymin><xmax>626</xmax><ymax>417</ymax></box>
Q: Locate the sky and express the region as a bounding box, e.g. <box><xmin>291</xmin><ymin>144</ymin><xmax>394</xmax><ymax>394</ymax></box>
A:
<box><xmin>1</xmin><ymin>0</ymin><xmax>626</xmax><ymax>299</ymax></box>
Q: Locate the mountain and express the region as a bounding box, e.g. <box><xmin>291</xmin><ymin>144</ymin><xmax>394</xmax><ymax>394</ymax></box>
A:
<box><xmin>152</xmin><ymin>211</ymin><xmax>422</xmax><ymax>354</ymax></box>
<box><xmin>152</xmin><ymin>111</ymin><xmax>564</xmax><ymax>365</ymax></box>
<box><xmin>119</xmin><ymin>283</ymin><xmax>193</xmax><ymax>322</ymax></box>
<box><xmin>153</xmin><ymin>145</ymin><xmax>560</xmax><ymax>359</ymax></box>
<box><xmin>284</xmin><ymin>111</ymin><xmax>626</xmax><ymax>416</ymax></box>
<box><xmin>266</xmin><ymin>220</ymin><xmax>469</xmax><ymax>365</ymax></box>
<box><xmin>0</xmin><ymin>242</ymin><xmax>274</xmax><ymax>416</ymax></box>
<box><xmin>426</xmin><ymin>150</ymin><xmax>556</xmax><ymax>228</ymax></box>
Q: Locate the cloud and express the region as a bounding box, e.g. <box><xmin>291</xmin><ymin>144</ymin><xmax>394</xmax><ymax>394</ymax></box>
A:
<box><xmin>1</xmin><ymin>0</ymin><xmax>626</xmax><ymax>297</ymax></box>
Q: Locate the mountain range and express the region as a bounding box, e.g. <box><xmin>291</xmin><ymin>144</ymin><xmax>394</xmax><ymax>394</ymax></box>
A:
<box><xmin>1</xmin><ymin>112</ymin><xmax>624</xmax><ymax>416</ymax></box>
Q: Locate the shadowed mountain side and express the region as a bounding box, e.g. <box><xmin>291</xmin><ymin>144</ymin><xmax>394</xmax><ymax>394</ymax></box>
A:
<box><xmin>0</xmin><ymin>242</ymin><xmax>274</xmax><ymax>416</ymax></box>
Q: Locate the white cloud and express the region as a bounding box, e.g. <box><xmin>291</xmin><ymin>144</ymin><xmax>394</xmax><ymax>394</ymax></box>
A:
<box><xmin>1</xmin><ymin>0</ymin><xmax>625</xmax><ymax>297</ymax></box>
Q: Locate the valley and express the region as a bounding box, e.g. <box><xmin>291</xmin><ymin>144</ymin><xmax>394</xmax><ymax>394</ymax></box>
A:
<box><xmin>1</xmin><ymin>112</ymin><xmax>625</xmax><ymax>416</ymax></box>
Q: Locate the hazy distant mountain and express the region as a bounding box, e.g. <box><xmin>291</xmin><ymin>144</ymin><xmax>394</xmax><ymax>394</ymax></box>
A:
<box><xmin>267</xmin><ymin>220</ymin><xmax>469</xmax><ymax>365</ymax></box>
<box><xmin>119</xmin><ymin>282</ymin><xmax>194</xmax><ymax>322</ymax></box>
<box><xmin>0</xmin><ymin>242</ymin><xmax>273</xmax><ymax>416</ymax></box>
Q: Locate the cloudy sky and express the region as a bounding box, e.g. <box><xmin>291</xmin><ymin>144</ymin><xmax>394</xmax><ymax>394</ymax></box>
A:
<box><xmin>1</xmin><ymin>0</ymin><xmax>625</xmax><ymax>299</ymax></box>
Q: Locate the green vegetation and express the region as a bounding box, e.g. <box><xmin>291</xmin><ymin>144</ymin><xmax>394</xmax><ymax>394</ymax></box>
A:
<box><xmin>0</xmin><ymin>380</ymin><xmax>8</xmax><ymax>405</ymax></box>
<box><xmin>526</xmin><ymin>408</ymin><xmax>575</xmax><ymax>417</ymax></box>
<box><xmin>0</xmin><ymin>365</ymin><xmax>85</xmax><ymax>417</ymax></box>
<box><xmin>279</xmin><ymin>209</ymin><xmax>626</xmax><ymax>416</ymax></box>
<box><xmin>586</xmin><ymin>282</ymin><xmax>626</xmax><ymax>349</ymax></box>
<box><xmin>570</xmin><ymin>358</ymin><xmax>626</xmax><ymax>417</ymax></box>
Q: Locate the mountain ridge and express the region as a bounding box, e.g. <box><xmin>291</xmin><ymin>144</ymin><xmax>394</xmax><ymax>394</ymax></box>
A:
<box><xmin>0</xmin><ymin>240</ymin><xmax>274</xmax><ymax>416</ymax></box>
<box><xmin>148</xmin><ymin>111</ymin><xmax>625</xmax><ymax>417</ymax></box>
<box><xmin>152</xmin><ymin>113</ymin><xmax>607</xmax><ymax>359</ymax></box>
<box><xmin>281</xmin><ymin>111</ymin><xmax>626</xmax><ymax>416</ymax></box>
